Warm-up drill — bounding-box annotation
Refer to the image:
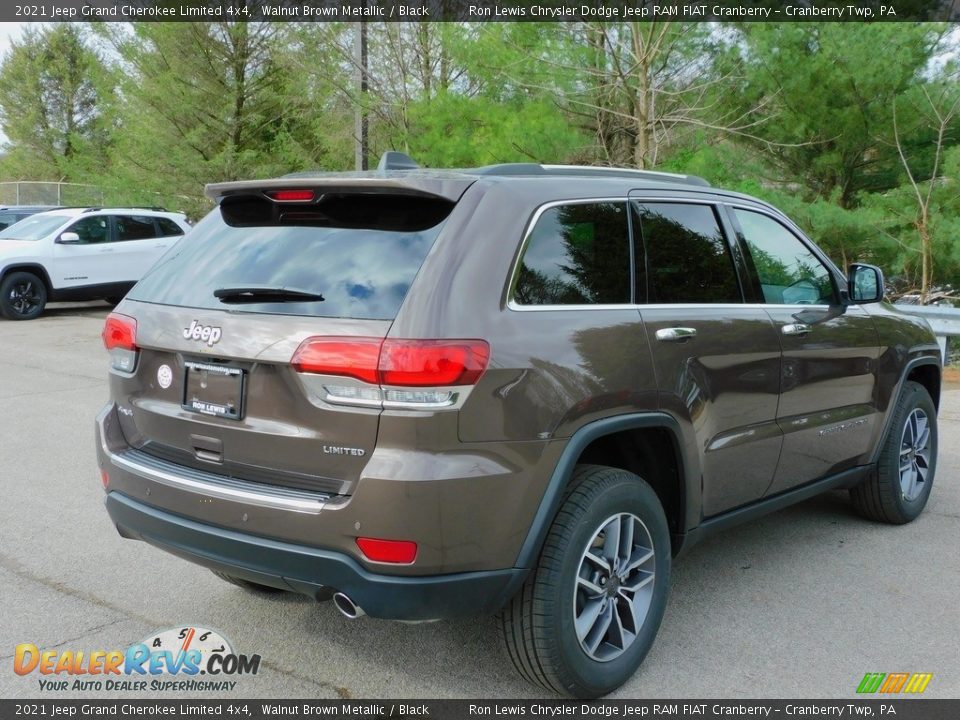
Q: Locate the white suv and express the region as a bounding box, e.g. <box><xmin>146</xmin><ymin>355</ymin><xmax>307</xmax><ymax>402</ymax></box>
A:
<box><xmin>0</xmin><ymin>207</ymin><xmax>191</xmax><ymax>320</ymax></box>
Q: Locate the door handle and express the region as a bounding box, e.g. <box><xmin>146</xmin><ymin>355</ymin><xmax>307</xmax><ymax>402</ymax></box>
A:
<box><xmin>655</xmin><ymin>327</ymin><xmax>697</xmax><ymax>342</ymax></box>
<box><xmin>782</xmin><ymin>323</ymin><xmax>811</xmax><ymax>336</ymax></box>
<box><xmin>99</xmin><ymin>247</ymin><xmax>114</xmax><ymax>253</ymax></box>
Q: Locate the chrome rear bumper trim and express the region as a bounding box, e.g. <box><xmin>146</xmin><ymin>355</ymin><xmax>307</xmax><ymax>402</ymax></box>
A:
<box><xmin>108</xmin><ymin>448</ymin><xmax>328</xmax><ymax>515</ymax></box>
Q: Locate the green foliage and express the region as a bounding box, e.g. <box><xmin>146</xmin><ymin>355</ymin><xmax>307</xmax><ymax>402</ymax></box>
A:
<box><xmin>0</xmin><ymin>21</ymin><xmax>956</xmax><ymax>295</ymax></box>
<box><xmin>715</xmin><ymin>23</ymin><xmax>949</xmax><ymax>206</ymax></box>
<box><xmin>101</xmin><ymin>23</ymin><xmax>333</xmax><ymax>205</ymax></box>
<box><xmin>0</xmin><ymin>25</ymin><xmax>112</xmax><ymax>181</ymax></box>
<box><xmin>404</xmin><ymin>92</ymin><xmax>585</xmax><ymax>167</ymax></box>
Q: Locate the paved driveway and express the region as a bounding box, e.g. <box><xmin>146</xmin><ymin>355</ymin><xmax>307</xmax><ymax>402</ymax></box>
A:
<box><xmin>1</xmin><ymin>303</ymin><xmax>957</xmax><ymax>699</ymax></box>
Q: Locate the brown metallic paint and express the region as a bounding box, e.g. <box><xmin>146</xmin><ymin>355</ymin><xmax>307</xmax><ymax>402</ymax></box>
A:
<box><xmin>99</xmin><ymin>172</ymin><xmax>941</xmax><ymax>587</ymax></box>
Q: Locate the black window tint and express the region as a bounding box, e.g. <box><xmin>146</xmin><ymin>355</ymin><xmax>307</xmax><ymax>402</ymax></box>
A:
<box><xmin>634</xmin><ymin>202</ymin><xmax>740</xmax><ymax>304</ymax></box>
<box><xmin>513</xmin><ymin>203</ymin><xmax>630</xmax><ymax>306</ymax></box>
<box><xmin>68</xmin><ymin>216</ymin><xmax>110</xmax><ymax>244</ymax></box>
<box><xmin>734</xmin><ymin>209</ymin><xmax>835</xmax><ymax>305</ymax></box>
<box><xmin>128</xmin><ymin>205</ymin><xmax>447</xmax><ymax>320</ymax></box>
<box><xmin>116</xmin><ymin>215</ymin><xmax>158</xmax><ymax>242</ymax></box>
<box><xmin>157</xmin><ymin>217</ymin><xmax>185</xmax><ymax>237</ymax></box>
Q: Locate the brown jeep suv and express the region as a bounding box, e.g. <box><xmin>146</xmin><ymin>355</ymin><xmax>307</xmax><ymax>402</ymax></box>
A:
<box><xmin>96</xmin><ymin>154</ymin><xmax>941</xmax><ymax>697</ymax></box>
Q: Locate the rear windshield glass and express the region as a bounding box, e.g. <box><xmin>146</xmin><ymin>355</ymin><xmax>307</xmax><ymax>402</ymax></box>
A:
<box><xmin>127</xmin><ymin>197</ymin><xmax>450</xmax><ymax>320</ymax></box>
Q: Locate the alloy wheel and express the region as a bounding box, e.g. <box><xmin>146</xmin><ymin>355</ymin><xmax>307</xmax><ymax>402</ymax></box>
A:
<box><xmin>899</xmin><ymin>407</ymin><xmax>931</xmax><ymax>501</ymax></box>
<box><xmin>9</xmin><ymin>279</ymin><xmax>42</xmax><ymax>316</ymax></box>
<box><xmin>573</xmin><ymin>512</ymin><xmax>655</xmax><ymax>662</ymax></box>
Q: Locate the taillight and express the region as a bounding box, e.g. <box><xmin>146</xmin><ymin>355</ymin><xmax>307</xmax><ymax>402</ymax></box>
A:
<box><xmin>356</xmin><ymin>537</ymin><xmax>417</xmax><ymax>564</ymax></box>
<box><xmin>291</xmin><ymin>337</ymin><xmax>490</xmax><ymax>409</ymax></box>
<box><xmin>380</xmin><ymin>340</ymin><xmax>490</xmax><ymax>387</ymax></box>
<box><xmin>291</xmin><ymin>338</ymin><xmax>381</xmax><ymax>384</ymax></box>
<box><xmin>102</xmin><ymin>313</ymin><xmax>138</xmax><ymax>372</ymax></box>
<box><xmin>102</xmin><ymin>313</ymin><xmax>137</xmax><ymax>351</ymax></box>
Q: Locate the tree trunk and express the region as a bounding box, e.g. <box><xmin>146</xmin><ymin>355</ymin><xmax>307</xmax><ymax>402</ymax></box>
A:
<box><xmin>231</xmin><ymin>24</ymin><xmax>248</xmax><ymax>156</ymax></box>
<box><xmin>918</xmin><ymin>210</ymin><xmax>932</xmax><ymax>304</ymax></box>
<box><xmin>631</xmin><ymin>24</ymin><xmax>651</xmax><ymax>169</ymax></box>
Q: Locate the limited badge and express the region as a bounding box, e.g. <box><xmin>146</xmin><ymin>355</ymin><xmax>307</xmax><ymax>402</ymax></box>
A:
<box><xmin>157</xmin><ymin>364</ymin><xmax>173</xmax><ymax>389</ymax></box>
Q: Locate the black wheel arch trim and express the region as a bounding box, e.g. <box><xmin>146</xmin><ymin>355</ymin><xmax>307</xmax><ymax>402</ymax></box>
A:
<box><xmin>514</xmin><ymin>412</ymin><xmax>700</xmax><ymax>569</ymax></box>
<box><xmin>870</xmin><ymin>355</ymin><xmax>941</xmax><ymax>465</ymax></box>
<box><xmin>1</xmin><ymin>263</ymin><xmax>54</xmax><ymax>294</ymax></box>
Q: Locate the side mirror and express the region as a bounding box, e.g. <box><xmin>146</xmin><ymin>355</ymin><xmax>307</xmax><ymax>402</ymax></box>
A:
<box><xmin>848</xmin><ymin>263</ymin><xmax>884</xmax><ymax>304</ymax></box>
<box><xmin>57</xmin><ymin>232</ymin><xmax>81</xmax><ymax>244</ymax></box>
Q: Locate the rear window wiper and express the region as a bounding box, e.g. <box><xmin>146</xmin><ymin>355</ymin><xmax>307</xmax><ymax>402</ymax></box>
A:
<box><xmin>214</xmin><ymin>285</ymin><xmax>325</xmax><ymax>304</ymax></box>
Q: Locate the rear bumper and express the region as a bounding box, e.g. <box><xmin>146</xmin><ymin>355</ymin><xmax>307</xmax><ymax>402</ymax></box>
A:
<box><xmin>97</xmin><ymin>401</ymin><xmax>559</xmax><ymax>576</ymax></box>
<box><xmin>106</xmin><ymin>491</ymin><xmax>527</xmax><ymax>621</ymax></box>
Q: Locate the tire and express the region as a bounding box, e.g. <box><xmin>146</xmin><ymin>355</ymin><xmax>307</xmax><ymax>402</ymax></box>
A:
<box><xmin>500</xmin><ymin>464</ymin><xmax>671</xmax><ymax>698</ymax></box>
<box><xmin>851</xmin><ymin>381</ymin><xmax>937</xmax><ymax>524</ymax></box>
<box><xmin>0</xmin><ymin>271</ymin><xmax>47</xmax><ymax>320</ymax></box>
<box><xmin>211</xmin><ymin>570</ymin><xmax>288</xmax><ymax>595</ymax></box>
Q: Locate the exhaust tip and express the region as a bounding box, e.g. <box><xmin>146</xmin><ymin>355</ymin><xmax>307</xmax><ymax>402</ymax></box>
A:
<box><xmin>333</xmin><ymin>592</ymin><xmax>365</xmax><ymax>619</ymax></box>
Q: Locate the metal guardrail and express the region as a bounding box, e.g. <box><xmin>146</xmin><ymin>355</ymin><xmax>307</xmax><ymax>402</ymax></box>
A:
<box><xmin>893</xmin><ymin>303</ymin><xmax>960</xmax><ymax>362</ymax></box>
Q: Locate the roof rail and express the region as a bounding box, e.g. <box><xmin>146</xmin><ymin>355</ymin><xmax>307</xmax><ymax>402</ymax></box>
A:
<box><xmin>468</xmin><ymin>163</ymin><xmax>711</xmax><ymax>187</ymax></box>
<box><xmin>82</xmin><ymin>206</ymin><xmax>169</xmax><ymax>213</ymax></box>
<box><xmin>283</xmin><ymin>153</ymin><xmax>710</xmax><ymax>187</ymax></box>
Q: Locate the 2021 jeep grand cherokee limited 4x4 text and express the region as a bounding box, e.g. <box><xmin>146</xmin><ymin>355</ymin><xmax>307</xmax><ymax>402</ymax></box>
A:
<box><xmin>96</xmin><ymin>155</ymin><xmax>940</xmax><ymax>698</ymax></box>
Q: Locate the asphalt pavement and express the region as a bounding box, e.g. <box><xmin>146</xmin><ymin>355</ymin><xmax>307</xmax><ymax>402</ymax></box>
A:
<box><xmin>1</xmin><ymin>303</ymin><xmax>958</xmax><ymax>699</ymax></box>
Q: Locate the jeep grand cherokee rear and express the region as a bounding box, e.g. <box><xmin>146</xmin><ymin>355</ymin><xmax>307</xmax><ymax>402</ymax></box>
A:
<box><xmin>97</xmin><ymin>158</ymin><xmax>940</xmax><ymax>699</ymax></box>
<box><xmin>96</xmin><ymin>174</ymin><xmax>551</xmax><ymax>615</ymax></box>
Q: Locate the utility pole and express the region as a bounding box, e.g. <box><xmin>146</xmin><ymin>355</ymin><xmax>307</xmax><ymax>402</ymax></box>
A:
<box><xmin>354</xmin><ymin>22</ymin><xmax>368</xmax><ymax>171</ymax></box>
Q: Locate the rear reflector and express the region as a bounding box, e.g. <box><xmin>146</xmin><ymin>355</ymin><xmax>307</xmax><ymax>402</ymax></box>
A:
<box><xmin>102</xmin><ymin>313</ymin><xmax>137</xmax><ymax>351</ymax></box>
<box><xmin>292</xmin><ymin>337</ymin><xmax>489</xmax><ymax>387</ymax></box>
<box><xmin>267</xmin><ymin>189</ymin><xmax>315</xmax><ymax>202</ymax></box>
<box><xmin>99</xmin><ymin>469</ymin><xmax>110</xmax><ymax>489</ymax></box>
<box><xmin>356</xmin><ymin>537</ymin><xmax>418</xmax><ymax>564</ymax></box>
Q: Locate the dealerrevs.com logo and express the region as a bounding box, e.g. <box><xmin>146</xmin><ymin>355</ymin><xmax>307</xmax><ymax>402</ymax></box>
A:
<box><xmin>13</xmin><ymin>626</ymin><xmax>260</xmax><ymax>692</ymax></box>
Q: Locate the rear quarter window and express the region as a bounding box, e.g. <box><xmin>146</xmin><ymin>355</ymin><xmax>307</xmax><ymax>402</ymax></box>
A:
<box><xmin>157</xmin><ymin>217</ymin><xmax>185</xmax><ymax>237</ymax></box>
<box><xmin>513</xmin><ymin>202</ymin><xmax>631</xmax><ymax>306</ymax></box>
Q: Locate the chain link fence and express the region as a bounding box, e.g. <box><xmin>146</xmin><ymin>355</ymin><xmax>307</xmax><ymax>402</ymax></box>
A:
<box><xmin>0</xmin><ymin>181</ymin><xmax>209</xmax><ymax>219</ymax></box>
<box><xmin>0</xmin><ymin>181</ymin><xmax>104</xmax><ymax>206</ymax></box>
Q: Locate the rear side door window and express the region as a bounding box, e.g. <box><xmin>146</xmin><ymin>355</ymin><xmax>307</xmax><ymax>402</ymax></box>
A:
<box><xmin>732</xmin><ymin>209</ymin><xmax>836</xmax><ymax>305</ymax></box>
<box><xmin>632</xmin><ymin>202</ymin><xmax>741</xmax><ymax>304</ymax></box>
<box><xmin>513</xmin><ymin>202</ymin><xmax>631</xmax><ymax>306</ymax></box>
<box><xmin>115</xmin><ymin>215</ymin><xmax>159</xmax><ymax>242</ymax></box>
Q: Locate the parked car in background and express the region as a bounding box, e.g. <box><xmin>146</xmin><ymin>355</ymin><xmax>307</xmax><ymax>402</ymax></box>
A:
<box><xmin>0</xmin><ymin>205</ymin><xmax>62</xmax><ymax>230</ymax></box>
<box><xmin>0</xmin><ymin>207</ymin><xmax>190</xmax><ymax>320</ymax></box>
